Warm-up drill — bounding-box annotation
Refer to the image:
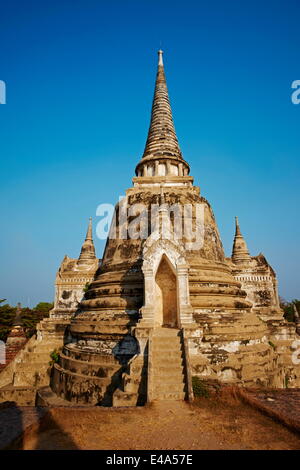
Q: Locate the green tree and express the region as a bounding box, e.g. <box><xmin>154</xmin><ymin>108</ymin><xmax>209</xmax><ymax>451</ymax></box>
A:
<box><xmin>280</xmin><ymin>298</ymin><xmax>300</xmax><ymax>322</ymax></box>
<box><xmin>0</xmin><ymin>300</ymin><xmax>54</xmax><ymax>341</ymax></box>
<box><xmin>33</xmin><ymin>302</ymin><xmax>53</xmax><ymax>314</ymax></box>
<box><xmin>22</xmin><ymin>302</ymin><xmax>53</xmax><ymax>338</ymax></box>
<box><xmin>0</xmin><ymin>300</ymin><xmax>16</xmax><ymax>341</ymax></box>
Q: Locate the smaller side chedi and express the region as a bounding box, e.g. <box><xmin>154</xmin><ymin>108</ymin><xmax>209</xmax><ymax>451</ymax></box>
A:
<box><xmin>1</xmin><ymin>50</ymin><xmax>300</xmax><ymax>407</ymax></box>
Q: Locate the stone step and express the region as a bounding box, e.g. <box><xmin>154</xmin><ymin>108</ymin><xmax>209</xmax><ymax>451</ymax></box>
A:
<box><xmin>0</xmin><ymin>386</ymin><xmax>37</xmax><ymax>406</ymax></box>
<box><xmin>113</xmin><ymin>389</ymin><xmax>143</xmax><ymax>407</ymax></box>
<box><xmin>152</xmin><ymin>349</ymin><xmax>181</xmax><ymax>358</ymax></box>
<box><xmin>152</xmin><ymin>350</ymin><xmax>183</xmax><ymax>364</ymax></box>
<box><xmin>152</xmin><ymin>350</ymin><xmax>182</xmax><ymax>359</ymax></box>
<box><xmin>152</xmin><ymin>382</ymin><xmax>185</xmax><ymax>393</ymax></box>
<box><xmin>51</xmin><ymin>365</ymin><xmax>114</xmax><ymax>405</ymax></box>
<box><xmin>155</xmin><ymin>352</ymin><xmax>184</xmax><ymax>362</ymax></box>
<box><xmin>150</xmin><ymin>327</ymin><xmax>187</xmax><ymax>402</ymax></box>
<box><xmin>152</xmin><ymin>331</ymin><xmax>180</xmax><ymax>338</ymax></box>
<box><xmin>152</xmin><ymin>328</ymin><xmax>180</xmax><ymax>337</ymax></box>
<box><xmin>53</xmin><ymin>363</ymin><xmax>112</xmax><ymax>383</ymax></box>
<box><xmin>14</xmin><ymin>362</ymin><xmax>49</xmax><ymax>373</ymax></box>
<box><xmin>152</xmin><ymin>341</ymin><xmax>181</xmax><ymax>350</ymax></box>
<box><xmin>155</xmin><ymin>364</ymin><xmax>184</xmax><ymax>373</ymax></box>
<box><xmin>153</xmin><ymin>370</ymin><xmax>184</xmax><ymax>383</ymax></box>
<box><xmin>33</xmin><ymin>344</ymin><xmax>62</xmax><ymax>353</ymax></box>
<box><xmin>152</xmin><ymin>340</ymin><xmax>182</xmax><ymax>347</ymax></box>
<box><xmin>36</xmin><ymin>386</ymin><xmax>93</xmax><ymax>407</ymax></box>
<box><xmin>152</xmin><ymin>391</ymin><xmax>186</xmax><ymax>401</ymax></box>
<box><xmin>63</xmin><ymin>344</ymin><xmax>120</xmax><ymax>365</ymax></box>
<box><xmin>22</xmin><ymin>352</ymin><xmax>52</xmax><ymax>363</ymax></box>
<box><xmin>13</xmin><ymin>366</ymin><xmax>51</xmax><ymax>387</ymax></box>
<box><xmin>152</xmin><ymin>377</ymin><xmax>185</xmax><ymax>392</ymax></box>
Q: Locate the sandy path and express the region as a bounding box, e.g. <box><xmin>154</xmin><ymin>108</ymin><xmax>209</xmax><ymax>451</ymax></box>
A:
<box><xmin>17</xmin><ymin>397</ymin><xmax>300</xmax><ymax>450</ymax></box>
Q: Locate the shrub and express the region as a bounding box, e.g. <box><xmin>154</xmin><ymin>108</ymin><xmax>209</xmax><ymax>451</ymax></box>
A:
<box><xmin>49</xmin><ymin>349</ymin><xmax>60</xmax><ymax>366</ymax></box>
<box><xmin>83</xmin><ymin>283</ymin><xmax>90</xmax><ymax>293</ymax></box>
<box><xmin>284</xmin><ymin>375</ymin><xmax>290</xmax><ymax>388</ymax></box>
<box><xmin>192</xmin><ymin>376</ymin><xmax>210</xmax><ymax>398</ymax></box>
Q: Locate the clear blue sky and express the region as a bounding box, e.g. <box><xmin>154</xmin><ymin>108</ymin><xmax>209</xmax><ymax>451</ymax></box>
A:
<box><xmin>0</xmin><ymin>0</ymin><xmax>299</xmax><ymax>307</ymax></box>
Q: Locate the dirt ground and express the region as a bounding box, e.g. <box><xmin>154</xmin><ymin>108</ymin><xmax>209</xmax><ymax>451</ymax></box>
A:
<box><xmin>15</xmin><ymin>396</ymin><xmax>300</xmax><ymax>450</ymax></box>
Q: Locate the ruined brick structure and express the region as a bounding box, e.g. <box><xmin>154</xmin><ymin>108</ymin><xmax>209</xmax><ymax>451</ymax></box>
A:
<box><xmin>1</xmin><ymin>50</ymin><xmax>300</xmax><ymax>407</ymax></box>
<box><xmin>0</xmin><ymin>304</ymin><xmax>27</xmax><ymax>374</ymax></box>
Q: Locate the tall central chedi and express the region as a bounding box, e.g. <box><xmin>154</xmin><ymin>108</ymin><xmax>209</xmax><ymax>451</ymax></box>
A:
<box><xmin>50</xmin><ymin>51</ymin><xmax>300</xmax><ymax>405</ymax></box>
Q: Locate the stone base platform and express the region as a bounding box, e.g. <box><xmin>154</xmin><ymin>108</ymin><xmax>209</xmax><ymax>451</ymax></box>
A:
<box><xmin>36</xmin><ymin>386</ymin><xmax>94</xmax><ymax>407</ymax></box>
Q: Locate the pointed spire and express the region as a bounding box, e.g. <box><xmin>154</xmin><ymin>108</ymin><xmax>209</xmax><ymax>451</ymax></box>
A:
<box><xmin>142</xmin><ymin>50</ymin><xmax>183</xmax><ymax>161</ymax></box>
<box><xmin>12</xmin><ymin>302</ymin><xmax>23</xmax><ymax>327</ymax></box>
<box><xmin>85</xmin><ymin>217</ymin><xmax>93</xmax><ymax>240</ymax></box>
<box><xmin>235</xmin><ymin>216</ymin><xmax>242</xmax><ymax>236</ymax></box>
<box><xmin>158</xmin><ymin>49</ymin><xmax>163</xmax><ymax>66</ymax></box>
<box><xmin>231</xmin><ymin>217</ymin><xmax>251</xmax><ymax>264</ymax></box>
<box><xmin>78</xmin><ymin>218</ymin><xmax>96</xmax><ymax>264</ymax></box>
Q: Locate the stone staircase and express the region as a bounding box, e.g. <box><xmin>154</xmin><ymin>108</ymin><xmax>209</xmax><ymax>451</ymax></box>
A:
<box><xmin>0</xmin><ymin>338</ymin><xmax>63</xmax><ymax>405</ymax></box>
<box><xmin>112</xmin><ymin>354</ymin><xmax>147</xmax><ymax>407</ymax></box>
<box><xmin>149</xmin><ymin>328</ymin><xmax>187</xmax><ymax>401</ymax></box>
<box><xmin>113</xmin><ymin>327</ymin><xmax>188</xmax><ymax>406</ymax></box>
<box><xmin>0</xmin><ymin>319</ymin><xmax>68</xmax><ymax>405</ymax></box>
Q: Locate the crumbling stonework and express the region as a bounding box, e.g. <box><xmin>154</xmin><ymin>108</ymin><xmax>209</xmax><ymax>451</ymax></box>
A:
<box><xmin>0</xmin><ymin>319</ymin><xmax>27</xmax><ymax>375</ymax></box>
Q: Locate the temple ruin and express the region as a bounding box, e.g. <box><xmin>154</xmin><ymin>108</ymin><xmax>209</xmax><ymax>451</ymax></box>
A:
<box><xmin>1</xmin><ymin>50</ymin><xmax>300</xmax><ymax>406</ymax></box>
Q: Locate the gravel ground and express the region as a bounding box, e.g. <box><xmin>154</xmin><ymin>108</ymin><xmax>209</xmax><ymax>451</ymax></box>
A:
<box><xmin>12</xmin><ymin>396</ymin><xmax>300</xmax><ymax>450</ymax></box>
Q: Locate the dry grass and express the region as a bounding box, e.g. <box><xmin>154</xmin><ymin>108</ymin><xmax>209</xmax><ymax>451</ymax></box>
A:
<box><xmin>12</xmin><ymin>395</ymin><xmax>300</xmax><ymax>450</ymax></box>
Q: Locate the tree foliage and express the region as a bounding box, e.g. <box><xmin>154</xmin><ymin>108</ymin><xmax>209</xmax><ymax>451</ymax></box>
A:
<box><xmin>0</xmin><ymin>300</ymin><xmax>16</xmax><ymax>342</ymax></box>
<box><xmin>0</xmin><ymin>300</ymin><xmax>53</xmax><ymax>342</ymax></box>
<box><xmin>34</xmin><ymin>302</ymin><xmax>54</xmax><ymax>313</ymax></box>
<box><xmin>280</xmin><ymin>297</ymin><xmax>300</xmax><ymax>323</ymax></box>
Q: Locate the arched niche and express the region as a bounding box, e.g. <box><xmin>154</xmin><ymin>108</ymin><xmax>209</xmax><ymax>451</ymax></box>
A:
<box><xmin>140</xmin><ymin>238</ymin><xmax>194</xmax><ymax>327</ymax></box>
<box><xmin>154</xmin><ymin>255</ymin><xmax>178</xmax><ymax>328</ymax></box>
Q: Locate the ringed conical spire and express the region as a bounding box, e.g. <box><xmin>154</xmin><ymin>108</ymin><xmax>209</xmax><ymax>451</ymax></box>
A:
<box><xmin>85</xmin><ymin>216</ymin><xmax>93</xmax><ymax>240</ymax></box>
<box><xmin>142</xmin><ymin>49</ymin><xmax>182</xmax><ymax>161</ymax></box>
<box><xmin>78</xmin><ymin>217</ymin><xmax>96</xmax><ymax>264</ymax></box>
<box><xmin>231</xmin><ymin>217</ymin><xmax>251</xmax><ymax>264</ymax></box>
<box><xmin>134</xmin><ymin>50</ymin><xmax>191</xmax><ymax>182</ymax></box>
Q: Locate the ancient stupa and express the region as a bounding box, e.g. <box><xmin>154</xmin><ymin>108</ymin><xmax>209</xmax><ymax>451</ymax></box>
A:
<box><xmin>1</xmin><ymin>50</ymin><xmax>300</xmax><ymax>407</ymax></box>
<box><xmin>47</xmin><ymin>50</ymin><xmax>300</xmax><ymax>405</ymax></box>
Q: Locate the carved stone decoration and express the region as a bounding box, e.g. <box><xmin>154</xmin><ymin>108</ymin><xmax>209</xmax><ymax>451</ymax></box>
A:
<box><xmin>140</xmin><ymin>235</ymin><xmax>194</xmax><ymax>327</ymax></box>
